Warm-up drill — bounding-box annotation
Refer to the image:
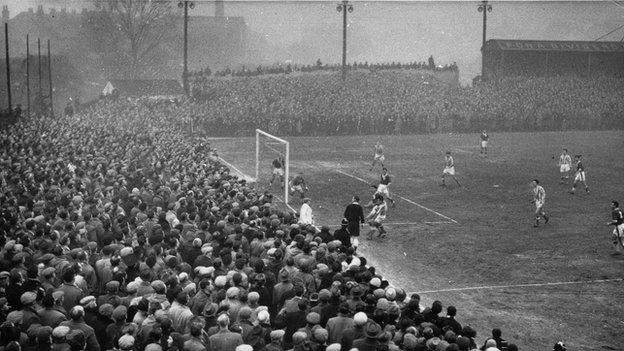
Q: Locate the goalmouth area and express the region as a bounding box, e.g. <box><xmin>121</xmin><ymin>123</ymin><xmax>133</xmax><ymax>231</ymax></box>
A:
<box><xmin>209</xmin><ymin>130</ymin><xmax>624</xmax><ymax>350</ymax></box>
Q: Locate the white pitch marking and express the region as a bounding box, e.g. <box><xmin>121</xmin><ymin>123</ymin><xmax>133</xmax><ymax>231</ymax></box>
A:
<box><xmin>217</xmin><ymin>157</ymin><xmax>256</xmax><ymax>183</ymax></box>
<box><xmin>397</xmin><ymin>195</ymin><xmax>458</xmax><ymax>224</ymax></box>
<box><xmin>452</xmin><ymin>148</ymin><xmax>473</xmax><ymax>154</ymax></box>
<box><xmin>412</xmin><ymin>278</ymin><xmax>624</xmax><ymax>294</ymax></box>
<box><xmin>274</xmin><ymin>195</ymin><xmax>297</xmax><ymax>213</ymax></box>
<box><xmin>334</xmin><ymin>169</ymin><xmax>458</xmax><ymax>224</ymax></box>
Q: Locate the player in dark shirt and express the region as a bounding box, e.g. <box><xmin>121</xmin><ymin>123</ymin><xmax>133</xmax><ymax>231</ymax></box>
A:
<box><xmin>269</xmin><ymin>157</ymin><xmax>284</xmax><ymax>188</ymax></box>
<box><xmin>570</xmin><ymin>155</ymin><xmax>589</xmax><ymax>194</ymax></box>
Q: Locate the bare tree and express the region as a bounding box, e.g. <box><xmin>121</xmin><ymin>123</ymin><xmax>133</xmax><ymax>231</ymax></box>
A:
<box><xmin>85</xmin><ymin>0</ymin><xmax>174</xmax><ymax>77</ymax></box>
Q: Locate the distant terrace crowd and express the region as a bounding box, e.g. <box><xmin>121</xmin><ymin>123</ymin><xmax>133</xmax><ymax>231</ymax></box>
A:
<box><xmin>186</xmin><ymin>71</ymin><xmax>624</xmax><ymax>136</ymax></box>
<box><xmin>188</xmin><ymin>57</ymin><xmax>458</xmax><ymax>79</ymax></box>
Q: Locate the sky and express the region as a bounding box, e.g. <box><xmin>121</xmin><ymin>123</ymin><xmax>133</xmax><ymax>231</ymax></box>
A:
<box><xmin>3</xmin><ymin>1</ymin><xmax>623</xmax><ymax>82</ymax></box>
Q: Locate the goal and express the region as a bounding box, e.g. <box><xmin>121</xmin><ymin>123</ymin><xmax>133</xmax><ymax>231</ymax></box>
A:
<box><xmin>255</xmin><ymin>129</ymin><xmax>290</xmax><ymax>204</ymax></box>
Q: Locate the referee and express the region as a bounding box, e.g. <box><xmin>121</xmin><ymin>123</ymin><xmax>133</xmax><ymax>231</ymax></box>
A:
<box><xmin>344</xmin><ymin>195</ymin><xmax>365</xmax><ymax>248</ymax></box>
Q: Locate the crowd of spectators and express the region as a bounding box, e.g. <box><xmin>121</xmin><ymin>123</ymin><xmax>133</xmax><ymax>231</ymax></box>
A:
<box><xmin>188</xmin><ymin>57</ymin><xmax>458</xmax><ymax>81</ymax></box>
<box><xmin>188</xmin><ymin>71</ymin><xmax>624</xmax><ymax>136</ymax></box>
<box><xmin>0</xmin><ymin>97</ymin><xmax>520</xmax><ymax>351</ymax></box>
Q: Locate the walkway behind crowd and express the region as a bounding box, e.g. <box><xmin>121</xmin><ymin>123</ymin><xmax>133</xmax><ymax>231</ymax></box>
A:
<box><xmin>0</xmin><ymin>99</ymin><xmax>519</xmax><ymax>351</ymax></box>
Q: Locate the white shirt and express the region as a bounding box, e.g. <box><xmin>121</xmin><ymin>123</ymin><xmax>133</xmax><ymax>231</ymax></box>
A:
<box><xmin>299</xmin><ymin>203</ymin><xmax>313</xmax><ymax>225</ymax></box>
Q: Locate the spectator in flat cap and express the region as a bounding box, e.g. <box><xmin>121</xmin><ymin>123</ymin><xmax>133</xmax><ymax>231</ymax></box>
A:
<box><xmin>92</xmin><ymin>304</ymin><xmax>114</xmax><ymax>348</ymax></box>
<box><xmin>117</xmin><ymin>334</ymin><xmax>135</xmax><ymax>351</ymax></box>
<box><xmin>96</xmin><ymin>281</ymin><xmax>120</xmax><ymax>307</ymax></box>
<box><xmin>66</xmin><ymin>329</ymin><xmax>87</xmax><ymax>351</ymax></box>
<box><xmin>52</xmin><ymin>325</ymin><xmax>71</xmax><ymax>350</ymax></box>
<box><xmin>59</xmin><ymin>306</ymin><xmax>100</xmax><ymax>351</ymax></box>
<box><xmin>20</xmin><ymin>291</ymin><xmax>41</xmax><ymax>331</ymax></box>
<box><xmin>326</xmin><ymin>302</ymin><xmax>354</xmax><ymax>344</ymax></box>
<box><xmin>209</xmin><ymin>314</ymin><xmax>243</xmax><ymax>351</ymax></box>
<box><xmin>298</xmin><ymin>312</ymin><xmax>321</xmax><ymax>340</ymax></box>
<box><xmin>266</xmin><ymin>329</ymin><xmax>285</xmax><ymax>351</ymax></box>
<box><xmin>38</xmin><ymin>293</ymin><xmax>68</xmax><ymax>328</ymax></box>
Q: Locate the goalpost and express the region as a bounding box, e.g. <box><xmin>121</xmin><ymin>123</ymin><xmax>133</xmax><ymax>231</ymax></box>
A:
<box><xmin>255</xmin><ymin>129</ymin><xmax>290</xmax><ymax>204</ymax></box>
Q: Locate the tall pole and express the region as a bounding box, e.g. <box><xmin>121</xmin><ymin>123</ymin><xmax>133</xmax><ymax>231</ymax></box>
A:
<box><xmin>478</xmin><ymin>0</ymin><xmax>492</xmax><ymax>77</ymax></box>
<box><xmin>37</xmin><ymin>38</ymin><xmax>42</xmax><ymax>114</ymax></box>
<box><xmin>47</xmin><ymin>39</ymin><xmax>53</xmax><ymax>117</ymax></box>
<box><xmin>4</xmin><ymin>23</ymin><xmax>11</xmax><ymax>111</ymax></box>
<box><xmin>179</xmin><ymin>1</ymin><xmax>194</xmax><ymax>96</ymax></box>
<box><xmin>337</xmin><ymin>0</ymin><xmax>353</xmax><ymax>81</ymax></box>
<box><xmin>26</xmin><ymin>34</ymin><xmax>30</xmax><ymax>117</ymax></box>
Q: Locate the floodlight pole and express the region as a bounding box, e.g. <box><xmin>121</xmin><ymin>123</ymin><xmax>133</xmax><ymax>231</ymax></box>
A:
<box><xmin>478</xmin><ymin>0</ymin><xmax>492</xmax><ymax>76</ymax></box>
<box><xmin>179</xmin><ymin>1</ymin><xmax>194</xmax><ymax>96</ymax></box>
<box><xmin>26</xmin><ymin>34</ymin><xmax>30</xmax><ymax>117</ymax></box>
<box><xmin>4</xmin><ymin>23</ymin><xmax>11</xmax><ymax>111</ymax></box>
<box><xmin>337</xmin><ymin>0</ymin><xmax>353</xmax><ymax>81</ymax></box>
<box><xmin>47</xmin><ymin>39</ymin><xmax>53</xmax><ymax>117</ymax></box>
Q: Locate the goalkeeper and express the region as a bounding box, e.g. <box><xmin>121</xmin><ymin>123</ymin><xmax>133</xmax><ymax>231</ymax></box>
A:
<box><xmin>289</xmin><ymin>173</ymin><xmax>309</xmax><ymax>199</ymax></box>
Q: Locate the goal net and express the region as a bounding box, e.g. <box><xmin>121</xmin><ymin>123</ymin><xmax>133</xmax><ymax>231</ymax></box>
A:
<box><xmin>256</xmin><ymin>129</ymin><xmax>290</xmax><ymax>204</ymax></box>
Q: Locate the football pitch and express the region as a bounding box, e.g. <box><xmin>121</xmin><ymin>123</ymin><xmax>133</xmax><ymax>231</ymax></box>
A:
<box><xmin>209</xmin><ymin>130</ymin><xmax>624</xmax><ymax>350</ymax></box>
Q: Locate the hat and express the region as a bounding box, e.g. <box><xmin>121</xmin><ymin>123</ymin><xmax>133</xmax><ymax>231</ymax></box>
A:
<box><xmin>226</xmin><ymin>287</ymin><xmax>240</xmax><ymax>299</ymax></box>
<box><xmin>112</xmin><ymin>305</ymin><xmax>128</xmax><ymax>320</ymax></box>
<box><xmin>326</xmin><ymin>344</ymin><xmax>342</xmax><ymax>351</ymax></box>
<box><xmin>385</xmin><ymin>287</ymin><xmax>396</xmax><ymax>300</ymax></box>
<box><xmin>292</xmin><ymin>331</ymin><xmax>308</xmax><ymax>345</ymax></box>
<box><xmin>235</xmin><ymin>345</ymin><xmax>253</xmax><ymax>351</ymax></box>
<box><xmin>201</xmin><ymin>245</ymin><xmax>213</xmax><ymax>255</ymax></box>
<box><xmin>239</xmin><ymin>307</ymin><xmax>252</xmax><ymax>320</ymax></box>
<box><xmin>151</xmin><ymin>280</ymin><xmax>166</xmax><ymax>293</ymax></box>
<box><xmin>178</xmin><ymin>272</ymin><xmax>189</xmax><ymax>282</ymax></box>
<box><xmin>118</xmin><ymin>335</ymin><xmax>135</xmax><ymax>349</ymax></box>
<box><xmin>144</xmin><ymin>344</ymin><xmax>163</xmax><ymax>351</ymax></box>
<box><xmin>257</xmin><ymin>310</ymin><xmax>270</xmax><ymax>324</ymax></box>
<box><xmin>106</xmin><ymin>280</ymin><xmax>120</xmax><ymax>292</ymax></box>
<box><xmin>457</xmin><ymin>336</ymin><xmax>471</xmax><ymax>349</ymax></box>
<box><xmin>353</xmin><ymin>312</ymin><xmax>368</xmax><ymax>326</ymax></box>
<box><xmin>80</xmin><ymin>295</ymin><xmax>96</xmax><ymax>306</ymax></box>
<box><xmin>126</xmin><ymin>281</ymin><xmax>139</xmax><ymax>294</ymax></box>
<box><xmin>41</xmin><ymin>267</ymin><xmax>56</xmax><ymax>277</ymax></box>
<box><xmin>270</xmin><ymin>329</ymin><xmax>285</xmax><ymax>341</ymax></box>
<box><xmin>119</xmin><ymin>246</ymin><xmax>133</xmax><ymax>257</ymax></box>
<box><xmin>99</xmin><ymin>303</ymin><xmax>114</xmax><ymax>317</ymax></box>
<box><xmin>0</xmin><ymin>271</ymin><xmax>9</xmax><ymax>279</ymax></box>
<box><xmin>306</xmin><ymin>312</ymin><xmax>320</xmax><ymax>325</ymax></box>
<box><xmin>369</xmin><ymin>277</ymin><xmax>381</xmax><ymax>288</ymax></box>
<box><xmin>52</xmin><ymin>290</ymin><xmax>65</xmax><ymax>300</ymax></box>
<box><xmin>313</xmin><ymin>327</ymin><xmax>329</xmax><ymax>342</ymax></box>
<box><xmin>403</xmin><ymin>333</ymin><xmax>418</xmax><ymax>349</ymax></box>
<box><xmin>364</xmin><ymin>322</ymin><xmax>382</xmax><ymax>338</ymax></box>
<box><xmin>6</xmin><ymin>311</ymin><xmax>23</xmax><ymax>324</ymax></box>
<box><xmin>214</xmin><ymin>275</ymin><xmax>227</xmax><ymax>287</ymax></box>
<box><xmin>52</xmin><ymin>325</ymin><xmax>70</xmax><ymax>339</ymax></box>
<box><xmin>20</xmin><ymin>291</ymin><xmax>37</xmax><ymax>305</ymax></box>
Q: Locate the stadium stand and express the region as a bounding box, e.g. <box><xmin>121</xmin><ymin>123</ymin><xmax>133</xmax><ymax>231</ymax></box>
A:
<box><xmin>189</xmin><ymin>71</ymin><xmax>624</xmax><ymax>136</ymax></box>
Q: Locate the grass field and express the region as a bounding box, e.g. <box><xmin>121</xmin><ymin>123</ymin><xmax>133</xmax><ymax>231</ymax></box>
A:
<box><xmin>209</xmin><ymin>131</ymin><xmax>624</xmax><ymax>351</ymax></box>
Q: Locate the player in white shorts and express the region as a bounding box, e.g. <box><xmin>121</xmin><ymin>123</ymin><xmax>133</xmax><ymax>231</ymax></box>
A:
<box><xmin>570</xmin><ymin>155</ymin><xmax>589</xmax><ymax>194</ymax></box>
<box><xmin>440</xmin><ymin>151</ymin><xmax>461</xmax><ymax>187</ymax></box>
<box><xmin>531</xmin><ymin>179</ymin><xmax>549</xmax><ymax>227</ymax></box>
<box><xmin>370</xmin><ymin>140</ymin><xmax>385</xmax><ymax>171</ymax></box>
<box><xmin>608</xmin><ymin>200</ymin><xmax>624</xmax><ymax>254</ymax></box>
<box><xmin>557</xmin><ymin>148</ymin><xmax>572</xmax><ymax>184</ymax></box>
<box><xmin>366</xmin><ymin>194</ymin><xmax>387</xmax><ymax>239</ymax></box>
<box><xmin>480</xmin><ymin>130</ymin><xmax>489</xmax><ymax>156</ymax></box>
<box><xmin>375</xmin><ymin>167</ymin><xmax>395</xmax><ymax>207</ymax></box>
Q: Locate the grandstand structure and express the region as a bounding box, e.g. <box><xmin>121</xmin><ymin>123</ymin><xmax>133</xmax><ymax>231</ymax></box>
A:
<box><xmin>482</xmin><ymin>39</ymin><xmax>624</xmax><ymax>80</ymax></box>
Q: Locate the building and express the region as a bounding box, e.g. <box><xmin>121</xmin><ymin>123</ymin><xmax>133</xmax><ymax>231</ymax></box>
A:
<box><xmin>482</xmin><ymin>39</ymin><xmax>624</xmax><ymax>80</ymax></box>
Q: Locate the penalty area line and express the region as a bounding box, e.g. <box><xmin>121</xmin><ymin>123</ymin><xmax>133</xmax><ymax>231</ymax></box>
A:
<box><xmin>334</xmin><ymin>169</ymin><xmax>458</xmax><ymax>224</ymax></box>
<box><xmin>412</xmin><ymin>278</ymin><xmax>624</xmax><ymax>295</ymax></box>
